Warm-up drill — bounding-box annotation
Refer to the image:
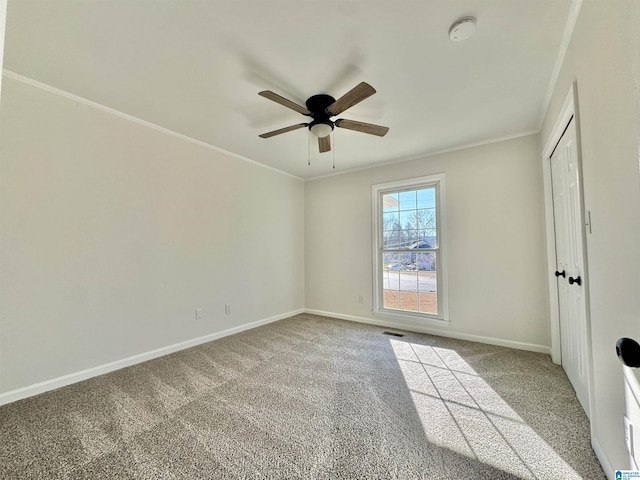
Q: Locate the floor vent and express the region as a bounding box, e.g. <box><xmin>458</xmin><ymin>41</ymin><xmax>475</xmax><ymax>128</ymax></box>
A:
<box><xmin>382</xmin><ymin>331</ymin><xmax>405</xmax><ymax>337</ymax></box>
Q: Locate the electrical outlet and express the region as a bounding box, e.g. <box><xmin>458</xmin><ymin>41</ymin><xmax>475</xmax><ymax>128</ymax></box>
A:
<box><xmin>358</xmin><ymin>294</ymin><xmax>364</xmax><ymax>304</ymax></box>
<box><xmin>195</xmin><ymin>308</ymin><xmax>202</xmax><ymax>320</ymax></box>
<box><xmin>225</xmin><ymin>304</ymin><xmax>231</xmax><ymax>315</ymax></box>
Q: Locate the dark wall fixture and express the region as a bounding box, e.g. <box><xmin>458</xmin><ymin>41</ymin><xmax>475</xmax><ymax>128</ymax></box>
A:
<box><xmin>617</xmin><ymin>337</ymin><xmax>640</xmax><ymax>368</ymax></box>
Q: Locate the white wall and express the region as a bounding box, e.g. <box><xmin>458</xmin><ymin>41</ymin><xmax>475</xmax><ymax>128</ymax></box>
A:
<box><xmin>541</xmin><ymin>0</ymin><xmax>640</xmax><ymax>473</ymax></box>
<box><xmin>305</xmin><ymin>134</ymin><xmax>550</xmax><ymax>350</ymax></box>
<box><xmin>0</xmin><ymin>75</ymin><xmax>305</xmax><ymax>395</ymax></box>
<box><xmin>0</xmin><ymin>0</ymin><xmax>6</xmax><ymax>102</ymax></box>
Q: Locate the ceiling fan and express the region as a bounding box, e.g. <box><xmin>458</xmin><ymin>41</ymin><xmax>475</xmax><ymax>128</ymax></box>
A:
<box><xmin>258</xmin><ymin>82</ymin><xmax>389</xmax><ymax>153</ymax></box>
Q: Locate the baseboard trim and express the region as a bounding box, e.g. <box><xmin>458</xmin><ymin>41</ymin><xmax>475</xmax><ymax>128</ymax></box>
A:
<box><xmin>304</xmin><ymin>309</ymin><xmax>551</xmax><ymax>355</ymax></box>
<box><xmin>0</xmin><ymin>308</ymin><xmax>304</xmax><ymax>406</ymax></box>
<box><xmin>592</xmin><ymin>436</ymin><xmax>614</xmax><ymax>479</ymax></box>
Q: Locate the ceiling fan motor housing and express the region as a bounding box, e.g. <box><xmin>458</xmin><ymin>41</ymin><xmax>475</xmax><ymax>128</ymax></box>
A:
<box><xmin>305</xmin><ymin>94</ymin><xmax>335</xmax><ymax>116</ymax></box>
<box><xmin>306</xmin><ymin>94</ymin><xmax>336</xmax><ymax>135</ymax></box>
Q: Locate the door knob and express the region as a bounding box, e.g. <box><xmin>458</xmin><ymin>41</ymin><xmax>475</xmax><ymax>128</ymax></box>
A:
<box><xmin>617</xmin><ymin>338</ymin><xmax>640</xmax><ymax>368</ymax></box>
<box><xmin>568</xmin><ymin>276</ymin><xmax>582</xmax><ymax>286</ymax></box>
<box><xmin>554</xmin><ymin>270</ymin><xmax>566</xmax><ymax>278</ymax></box>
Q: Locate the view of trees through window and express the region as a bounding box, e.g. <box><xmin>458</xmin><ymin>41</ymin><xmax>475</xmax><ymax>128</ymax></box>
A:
<box><xmin>381</xmin><ymin>187</ymin><xmax>438</xmax><ymax>315</ymax></box>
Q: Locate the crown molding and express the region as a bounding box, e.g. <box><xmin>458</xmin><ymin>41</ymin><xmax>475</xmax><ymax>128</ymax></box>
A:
<box><xmin>306</xmin><ymin>129</ymin><xmax>540</xmax><ymax>182</ymax></box>
<box><xmin>1</xmin><ymin>69</ymin><xmax>304</xmax><ymax>182</ymax></box>
<box><xmin>537</xmin><ymin>0</ymin><xmax>584</xmax><ymax>129</ymax></box>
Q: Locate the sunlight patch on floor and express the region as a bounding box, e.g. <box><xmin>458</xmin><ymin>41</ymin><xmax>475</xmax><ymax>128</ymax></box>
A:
<box><xmin>390</xmin><ymin>339</ymin><xmax>582</xmax><ymax>479</ymax></box>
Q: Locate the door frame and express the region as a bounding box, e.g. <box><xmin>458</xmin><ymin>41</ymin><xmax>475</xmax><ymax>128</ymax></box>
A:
<box><xmin>541</xmin><ymin>82</ymin><xmax>594</xmax><ymax>418</ymax></box>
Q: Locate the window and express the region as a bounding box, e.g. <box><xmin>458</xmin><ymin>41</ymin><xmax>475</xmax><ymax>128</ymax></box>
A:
<box><xmin>372</xmin><ymin>175</ymin><xmax>448</xmax><ymax>322</ymax></box>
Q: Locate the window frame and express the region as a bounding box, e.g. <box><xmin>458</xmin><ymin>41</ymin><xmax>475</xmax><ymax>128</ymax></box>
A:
<box><xmin>372</xmin><ymin>174</ymin><xmax>449</xmax><ymax>324</ymax></box>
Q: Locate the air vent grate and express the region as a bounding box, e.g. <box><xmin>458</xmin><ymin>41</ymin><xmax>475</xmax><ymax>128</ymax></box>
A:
<box><xmin>382</xmin><ymin>331</ymin><xmax>405</xmax><ymax>337</ymax></box>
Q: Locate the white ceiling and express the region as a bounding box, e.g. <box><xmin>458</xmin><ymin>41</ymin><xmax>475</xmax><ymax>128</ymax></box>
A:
<box><xmin>3</xmin><ymin>0</ymin><xmax>574</xmax><ymax>180</ymax></box>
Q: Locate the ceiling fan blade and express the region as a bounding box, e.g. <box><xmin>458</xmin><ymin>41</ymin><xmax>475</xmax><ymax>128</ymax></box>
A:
<box><xmin>326</xmin><ymin>82</ymin><xmax>376</xmax><ymax>116</ymax></box>
<box><xmin>259</xmin><ymin>123</ymin><xmax>308</xmax><ymax>138</ymax></box>
<box><xmin>318</xmin><ymin>135</ymin><xmax>331</xmax><ymax>153</ymax></box>
<box><xmin>259</xmin><ymin>91</ymin><xmax>311</xmax><ymax>116</ymax></box>
<box><xmin>335</xmin><ymin>119</ymin><xmax>389</xmax><ymax>137</ymax></box>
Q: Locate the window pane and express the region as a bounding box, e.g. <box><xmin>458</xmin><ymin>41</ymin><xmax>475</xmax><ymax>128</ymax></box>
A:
<box><xmin>405</xmin><ymin>230</ymin><xmax>420</xmax><ymax>247</ymax></box>
<box><xmin>417</xmin><ymin>263</ymin><xmax>437</xmax><ymax>294</ymax></box>
<box><xmin>418</xmin><ymin>251</ymin><xmax>437</xmax><ymax>315</ymax></box>
<box><xmin>399</xmin><ymin>210</ymin><xmax>415</xmax><ymax>230</ymax></box>
<box><xmin>399</xmin><ymin>190</ymin><xmax>416</xmax><ymax>210</ymax></box>
<box><xmin>383</xmin><ymin>289</ymin><xmax>400</xmax><ymax>310</ymax></box>
<box><xmin>419</xmin><ymin>292</ymin><xmax>438</xmax><ymax>315</ymax></box>
<box><xmin>413</xmin><ymin>239</ymin><xmax>432</xmax><ymax>249</ymax></box>
<box><xmin>382</xmin><ymin>230</ymin><xmax>392</xmax><ymax>248</ymax></box>
<box><xmin>400</xmin><ymin>269</ymin><xmax>418</xmax><ymax>313</ymax></box>
<box><xmin>397</xmin><ymin>252</ymin><xmax>413</xmax><ymax>268</ymax></box>
<box><xmin>399</xmin><ymin>291</ymin><xmax>419</xmax><ymax>312</ymax></box>
<box><xmin>401</xmin><ymin>270</ymin><xmax>419</xmax><ymax>292</ymax></box>
<box><xmin>417</xmin><ymin>188</ymin><xmax>436</xmax><ymax>208</ymax></box>
<box><xmin>383</xmin><ymin>249</ymin><xmax>402</xmax><ymax>312</ymax></box>
<box><xmin>383</xmin><ymin>230</ymin><xmax>405</xmax><ymax>249</ymax></box>
<box><xmin>383</xmin><ymin>252</ymin><xmax>403</xmax><ymax>267</ymax></box>
<box><xmin>417</xmin><ymin>208</ymin><xmax>436</xmax><ymax>229</ymax></box>
<box><xmin>383</xmin><ymin>193</ymin><xmax>399</xmax><ymax>212</ymax></box>
<box><xmin>383</xmin><ymin>212</ymin><xmax>399</xmax><ymax>230</ymax></box>
<box><xmin>383</xmin><ymin>230</ymin><xmax>423</xmax><ymax>250</ymax></box>
<box><xmin>416</xmin><ymin>251</ymin><xmax>436</xmax><ymax>271</ymax></box>
<box><xmin>384</xmin><ymin>269</ymin><xmax>420</xmax><ymax>312</ymax></box>
<box><xmin>417</xmin><ymin>230</ymin><xmax>436</xmax><ymax>248</ymax></box>
<box><xmin>382</xmin><ymin>271</ymin><xmax>400</xmax><ymax>291</ymax></box>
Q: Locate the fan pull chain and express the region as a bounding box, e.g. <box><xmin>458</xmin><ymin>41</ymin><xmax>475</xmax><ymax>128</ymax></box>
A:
<box><xmin>307</xmin><ymin>130</ymin><xmax>311</xmax><ymax>166</ymax></box>
<box><xmin>332</xmin><ymin>130</ymin><xmax>336</xmax><ymax>169</ymax></box>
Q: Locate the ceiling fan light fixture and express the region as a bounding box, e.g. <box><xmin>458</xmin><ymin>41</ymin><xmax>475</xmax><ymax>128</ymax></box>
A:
<box><xmin>309</xmin><ymin>122</ymin><xmax>333</xmax><ymax>138</ymax></box>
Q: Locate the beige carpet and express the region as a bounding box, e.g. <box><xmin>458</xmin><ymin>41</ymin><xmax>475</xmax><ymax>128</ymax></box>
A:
<box><xmin>0</xmin><ymin>314</ymin><xmax>605</xmax><ymax>479</ymax></box>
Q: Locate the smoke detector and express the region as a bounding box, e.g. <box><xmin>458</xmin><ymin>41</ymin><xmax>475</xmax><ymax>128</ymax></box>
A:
<box><xmin>449</xmin><ymin>16</ymin><xmax>477</xmax><ymax>41</ymax></box>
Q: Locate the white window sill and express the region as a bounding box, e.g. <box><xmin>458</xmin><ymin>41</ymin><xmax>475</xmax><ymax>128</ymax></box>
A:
<box><xmin>373</xmin><ymin>309</ymin><xmax>450</xmax><ymax>327</ymax></box>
